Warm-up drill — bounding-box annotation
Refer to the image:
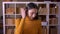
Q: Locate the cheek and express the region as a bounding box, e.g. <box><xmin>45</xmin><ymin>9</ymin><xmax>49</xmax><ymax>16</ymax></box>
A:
<box><xmin>29</xmin><ymin>13</ymin><xmax>32</xmax><ymax>16</ymax></box>
<box><xmin>28</xmin><ymin>11</ymin><xmax>32</xmax><ymax>16</ymax></box>
<box><xmin>28</xmin><ymin>12</ymin><xmax>31</xmax><ymax>17</ymax></box>
<box><xmin>28</xmin><ymin>12</ymin><xmax>36</xmax><ymax>17</ymax></box>
<box><xmin>32</xmin><ymin>14</ymin><xmax>36</xmax><ymax>17</ymax></box>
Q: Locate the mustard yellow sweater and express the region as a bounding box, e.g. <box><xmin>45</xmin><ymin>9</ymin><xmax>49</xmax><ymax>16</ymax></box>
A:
<box><xmin>14</xmin><ymin>16</ymin><xmax>42</xmax><ymax>34</ymax></box>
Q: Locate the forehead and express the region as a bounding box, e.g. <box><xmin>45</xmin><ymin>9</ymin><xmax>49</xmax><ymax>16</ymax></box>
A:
<box><xmin>28</xmin><ymin>8</ymin><xmax>37</xmax><ymax>12</ymax></box>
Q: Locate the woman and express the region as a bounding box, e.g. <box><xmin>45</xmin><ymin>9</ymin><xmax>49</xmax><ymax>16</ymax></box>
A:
<box><xmin>14</xmin><ymin>3</ymin><xmax>42</xmax><ymax>34</ymax></box>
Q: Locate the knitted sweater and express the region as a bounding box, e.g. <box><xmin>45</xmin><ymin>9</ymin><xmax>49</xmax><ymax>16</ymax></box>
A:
<box><xmin>14</xmin><ymin>16</ymin><xmax>42</xmax><ymax>34</ymax></box>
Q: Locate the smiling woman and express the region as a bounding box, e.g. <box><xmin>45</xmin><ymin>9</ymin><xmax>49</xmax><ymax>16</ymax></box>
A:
<box><xmin>14</xmin><ymin>3</ymin><xmax>42</xmax><ymax>34</ymax></box>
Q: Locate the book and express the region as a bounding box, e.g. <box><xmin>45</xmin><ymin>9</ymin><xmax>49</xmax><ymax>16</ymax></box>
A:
<box><xmin>6</xmin><ymin>8</ymin><xmax>15</xmax><ymax>14</ymax></box>
<box><xmin>50</xmin><ymin>7</ymin><xmax>58</xmax><ymax>14</ymax></box>
<box><xmin>6</xmin><ymin>28</ymin><xmax>14</xmax><ymax>34</ymax></box>
<box><xmin>38</xmin><ymin>7</ymin><xmax>48</xmax><ymax>15</ymax></box>
<box><xmin>55</xmin><ymin>6</ymin><xmax>58</xmax><ymax>14</ymax></box>
<box><xmin>6</xmin><ymin>18</ymin><xmax>15</xmax><ymax>26</ymax></box>
<box><xmin>42</xmin><ymin>26</ymin><xmax>47</xmax><ymax>34</ymax></box>
<box><xmin>49</xmin><ymin>18</ymin><xmax>58</xmax><ymax>24</ymax></box>
<box><xmin>49</xmin><ymin>26</ymin><xmax>57</xmax><ymax>34</ymax></box>
<box><xmin>50</xmin><ymin>7</ymin><xmax>55</xmax><ymax>14</ymax></box>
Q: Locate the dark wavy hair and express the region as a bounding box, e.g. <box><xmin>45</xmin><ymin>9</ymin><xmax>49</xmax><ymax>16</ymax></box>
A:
<box><xmin>26</xmin><ymin>3</ymin><xmax>38</xmax><ymax>20</ymax></box>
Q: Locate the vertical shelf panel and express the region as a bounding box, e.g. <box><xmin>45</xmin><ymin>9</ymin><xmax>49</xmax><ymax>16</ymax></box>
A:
<box><xmin>46</xmin><ymin>3</ymin><xmax>49</xmax><ymax>34</ymax></box>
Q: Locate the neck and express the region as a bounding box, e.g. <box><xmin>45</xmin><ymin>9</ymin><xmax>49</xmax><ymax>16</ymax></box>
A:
<box><xmin>26</xmin><ymin>16</ymin><xmax>38</xmax><ymax>21</ymax></box>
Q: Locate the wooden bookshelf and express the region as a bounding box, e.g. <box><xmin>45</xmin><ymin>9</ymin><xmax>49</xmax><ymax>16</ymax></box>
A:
<box><xmin>3</xmin><ymin>2</ymin><xmax>59</xmax><ymax>34</ymax></box>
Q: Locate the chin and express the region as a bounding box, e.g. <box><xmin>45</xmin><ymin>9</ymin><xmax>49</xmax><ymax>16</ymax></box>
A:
<box><xmin>30</xmin><ymin>17</ymin><xmax>35</xmax><ymax>19</ymax></box>
<box><xmin>28</xmin><ymin>16</ymin><xmax>36</xmax><ymax>20</ymax></box>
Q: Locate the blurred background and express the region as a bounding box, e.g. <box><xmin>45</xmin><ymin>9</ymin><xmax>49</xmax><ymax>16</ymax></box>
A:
<box><xmin>0</xmin><ymin>0</ymin><xmax>60</xmax><ymax>34</ymax></box>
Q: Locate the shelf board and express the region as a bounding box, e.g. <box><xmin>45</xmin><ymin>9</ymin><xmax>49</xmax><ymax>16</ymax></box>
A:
<box><xmin>38</xmin><ymin>14</ymin><xmax>47</xmax><ymax>15</ymax></box>
<box><xmin>49</xmin><ymin>14</ymin><xmax>57</xmax><ymax>15</ymax></box>
<box><xmin>41</xmin><ymin>25</ymin><xmax>48</xmax><ymax>26</ymax></box>
<box><xmin>5</xmin><ymin>24</ymin><xmax>15</xmax><ymax>27</ymax></box>
<box><xmin>49</xmin><ymin>24</ymin><xmax>58</xmax><ymax>26</ymax></box>
<box><xmin>15</xmin><ymin>14</ymin><xmax>21</xmax><ymax>15</ymax></box>
<box><xmin>5</xmin><ymin>24</ymin><xmax>48</xmax><ymax>27</ymax></box>
<box><xmin>5</xmin><ymin>14</ymin><xmax>21</xmax><ymax>18</ymax></box>
<box><xmin>5</xmin><ymin>14</ymin><xmax>21</xmax><ymax>15</ymax></box>
<box><xmin>5</xmin><ymin>14</ymin><xmax>15</xmax><ymax>15</ymax></box>
<box><xmin>4</xmin><ymin>13</ymin><xmax>58</xmax><ymax>16</ymax></box>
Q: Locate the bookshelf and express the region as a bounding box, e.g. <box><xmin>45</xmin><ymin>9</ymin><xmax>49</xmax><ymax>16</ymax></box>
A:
<box><xmin>3</xmin><ymin>2</ymin><xmax>59</xmax><ymax>34</ymax></box>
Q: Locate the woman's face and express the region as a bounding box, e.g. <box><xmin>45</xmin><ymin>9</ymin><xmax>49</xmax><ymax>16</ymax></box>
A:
<box><xmin>28</xmin><ymin>8</ymin><xmax>37</xmax><ymax>19</ymax></box>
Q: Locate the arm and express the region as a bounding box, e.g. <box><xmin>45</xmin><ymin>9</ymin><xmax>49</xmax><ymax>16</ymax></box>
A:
<box><xmin>14</xmin><ymin>8</ymin><xmax>26</xmax><ymax>34</ymax></box>
<box><xmin>14</xmin><ymin>18</ymin><xmax>25</xmax><ymax>34</ymax></box>
<box><xmin>15</xmin><ymin>18</ymin><xmax>20</xmax><ymax>28</ymax></box>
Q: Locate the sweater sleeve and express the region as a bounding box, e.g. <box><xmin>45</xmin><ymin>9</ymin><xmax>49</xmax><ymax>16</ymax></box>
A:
<box><xmin>38</xmin><ymin>20</ymin><xmax>42</xmax><ymax>34</ymax></box>
<box><xmin>14</xmin><ymin>18</ymin><xmax>25</xmax><ymax>34</ymax></box>
<box><xmin>15</xmin><ymin>18</ymin><xmax>20</xmax><ymax>28</ymax></box>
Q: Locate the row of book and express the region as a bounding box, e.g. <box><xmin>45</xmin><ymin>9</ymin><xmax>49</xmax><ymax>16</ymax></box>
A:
<box><xmin>42</xmin><ymin>26</ymin><xmax>58</xmax><ymax>34</ymax></box>
<box><xmin>5</xmin><ymin>26</ymin><xmax>47</xmax><ymax>34</ymax></box>
<box><xmin>39</xmin><ymin>7</ymin><xmax>58</xmax><ymax>15</ymax></box>
<box><xmin>5</xmin><ymin>7</ymin><xmax>15</xmax><ymax>14</ymax></box>
<box><xmin>5</xmin><ymin>18</ymin><xmax>15</xmax><ymax>26</ymax></box>
<box><xmin>38</xmin><ymin>8</ymin><xmax>48</xmax><ymax>15</ymax></box>
<box><xmin>5</xmin><ymin>7</ymin><xmax>58</xmax><ymax>15</ymax></box>
<box><xmin>5</xmin><ymin>16</ymin><xmax>58</xmax><ymax>26</ymax></box>
<box><xmin>42</xmin><ymin>26</ymin><xmax>47</xmax><ymax>34</ymax></box>
<box><xmin>49</xmin><ymin>17</ymin><xmax>58</xmax><ymax>24</ymax></box>
<box><xmin>5</xmin><ymin>7</ymin><xmax>48</xmax><ymax>15</ymax></box>
<box><xmin>5</xmin><ymin>4</ymin><xmax>26</xmax><ymax>14</ymax></box>
<box><xmin>50</xmin><ymin>7</ymin><xmax>58</xmax><ymax>14</ymax></box>
<box><xmin>49</xmin><ymin>26</ymin><xmax>57</xmax><ymax>34</ymax></box>
<box><xmin>6</xmin><ymin>28</ymin><xmax>14</xmax><ymax>34</ymax></box>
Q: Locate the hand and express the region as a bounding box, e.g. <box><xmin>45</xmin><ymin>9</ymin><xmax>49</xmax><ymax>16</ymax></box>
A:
<box><xmin>20</xmin><ymin>8</ymin><xmax>26</xmax><ymax>19</ymax></box>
